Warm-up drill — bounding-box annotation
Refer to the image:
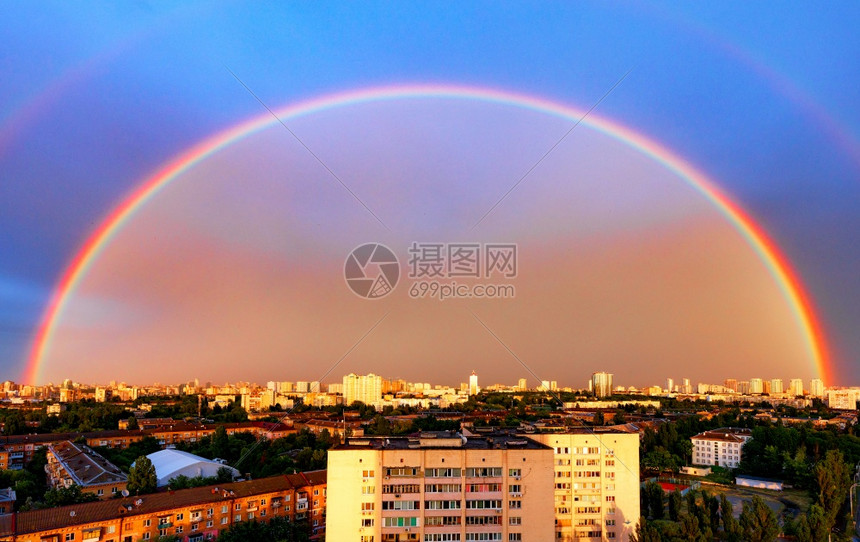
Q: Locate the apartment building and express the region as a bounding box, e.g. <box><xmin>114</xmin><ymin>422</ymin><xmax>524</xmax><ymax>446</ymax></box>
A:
<box><xmin>691</xmin><ymin>427</ymin><xmax>752</xmax><ymax>469</ymax></box>
<box><xmin>0</xmin><ymin>472</ymin><xmax>326</xmax><ymax>542</ymax></box>
<box><xmin>45</xmin><ymin>441</ymin><xmax>128</xmax><ymax>499</ymax></box>
<box><xmin>328</xmin><ymin>431</ymin><xmax>555</xmax><ymax>541</ymax></box>
<box><xmin>529</xmin><ymin>428</ymin><xmax>640</xmax><ymax>542</ymax></box>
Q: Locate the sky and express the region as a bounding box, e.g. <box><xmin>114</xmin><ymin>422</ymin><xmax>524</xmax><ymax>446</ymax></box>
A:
<box><xmin>1</xmin><ymin>2</ymin><xmax>859</xmax><ymax>388</ymax></box>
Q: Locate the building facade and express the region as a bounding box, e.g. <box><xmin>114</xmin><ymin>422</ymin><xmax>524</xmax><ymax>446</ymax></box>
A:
<box><xmin>529</xmin><ymin>428</ymin><xmax>640</xmax><ymax>542</ymax></box>
<box><xmin>327</xmin><ymin>431</ymin><xmax>555</xmax><ymax>541</ymax></box>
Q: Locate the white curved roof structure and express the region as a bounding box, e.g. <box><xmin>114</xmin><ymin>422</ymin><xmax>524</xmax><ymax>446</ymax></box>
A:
<box><xmin>144</xmin><ymin>449</ymin><xmax>238</xmax><ymax>487</ymax></box>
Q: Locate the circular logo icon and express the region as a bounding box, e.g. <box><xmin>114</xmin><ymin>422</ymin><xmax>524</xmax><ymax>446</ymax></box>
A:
<box><xmin>344</xmin><ymin>243</ymin><xmax>400</xmax><ymax>299</ymax></box>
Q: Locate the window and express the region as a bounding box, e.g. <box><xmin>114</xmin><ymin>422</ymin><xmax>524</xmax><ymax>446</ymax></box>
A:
<box><xmin>144</xmin><ymin>519</ymin><xmax>151</xmax><ymax>527</ymax></box>
<box><xmin>509</xmin><ymin>517</ymin><xmax>521</xmax><ymax>525</ymax></box>
<box><xmin>97</xmin><ymin>489</ymin><xmax>104</xmax><ymax>496</ymax></box>
<box><xmin>176</xmin><ymin>513</ymin><xmax>184</xmax><ymax>521</ymax></box>
<box><xmin>221</xmin><ymin>506</ymin><xmax>228</xmax><ymax>514</ymax></box>
<box><xmin>65</xmin><ymin>535</ymin><xmax>75</xmax><ymax>541</ymax></box>
<box><xmin>362</xmin><ymin>502</ymin><xmax>375</xmax><ymax>511</ymax></box>
<box><xmin>509</xmin><ymin>500</ymin><xmax>521</xmax><ymax>509</ymax></box>
<box><xmin>221</xmin><ymin>517</ymin><xmax>228</xmax><ymax>525</ymax></box>
<box><xmin>176</xmin><ymin>526</ymin><xmax>183</xmax><ymax>534</ymax></box>
<box><xmin>509</xmin><ymin>468</ymin><xmax>521</xmax><ymax>477</ymax></box>
<box><xmin>509</xmin><ymin>535</ymin><xmax>522</xmax><ymax>541</ymax></box>
<box><xmin>142</xmin><ymin>535</ymin><xmax>150</xmax><ymax>541</ymax></box>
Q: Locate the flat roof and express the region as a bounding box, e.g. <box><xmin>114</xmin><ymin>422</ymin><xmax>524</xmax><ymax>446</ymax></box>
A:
<box><xmin>335</xmin><ymin>431</ymin><xmax>550</xmax><ymax>451</ymax></box>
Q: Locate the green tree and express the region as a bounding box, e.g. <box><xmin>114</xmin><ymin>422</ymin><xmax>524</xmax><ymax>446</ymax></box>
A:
<box><xmin>127</xmin><ymin>455</ymin><xmax>158</xmax><ymax>495</ymax></box>
<box><xmin>42</xmin><ymin>484</ymin><xmax>98</xmax><ymax>508</ymax></box>
<box><xmin>644</xmin><ymin>481</ymin><xmax>664</xmax><ymax>520</ymax></box>
<box><xmin>720</xmin><ymin>494</ymin><xmax>742</xmax><ymax>542</ymax></box>
<box><xmin>668</xmin><ymin>490</ymin><xmax>682</xmax><ymax>521</ymax></box>
<box><xmin>806</xmin><ymin>504</ymin><xmax>829</xmax><ymax>542</ymax></box>
<box><xmin>630</xmin><ymin>518</ymin><xmax>661</xmax><ymax>542</ymax></box>
<box><xmin>213</xmin><ymin>425</ymin><xmax>229</xmax><ymax>458</ymax></box>
<box><xmin>126</xmin><ymin>416</ymin><xmax>139</xmax><ymax>430</ymax></box>
<box><xmin>812</xmin><ymin>449</ymin><xmax>851</xmax><ymax>534</ymax></box>
<box><xmin>739</xmin><ymin>496</ymin><xmax>779</xmax><ymax>542</ymax></box>
<box><xmin>794</xmin><ymin>512</ymin><xmax>812</xmax><ymax>542</ymax></box>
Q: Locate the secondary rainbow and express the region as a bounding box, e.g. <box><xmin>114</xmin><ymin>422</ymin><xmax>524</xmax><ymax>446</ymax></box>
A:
<box><xmin>24</xmin><ymin>84</ymin><xmax>831</xmax><ymax>385</ymax></box>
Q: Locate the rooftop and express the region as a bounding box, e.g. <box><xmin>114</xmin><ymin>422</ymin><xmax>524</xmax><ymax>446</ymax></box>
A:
<box><xmin>47</xmin><ymin>441</ymin><xmax>127</xmax><ymax>487</ymax></box>
<box><xmin>336</xmin><ymin>431</ymin><xmax>550</xmax><ymax>450</ymax></box>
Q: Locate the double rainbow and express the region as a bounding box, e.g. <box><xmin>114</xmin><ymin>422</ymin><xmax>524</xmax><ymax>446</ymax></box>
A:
<box><xmin>24</xmin><ymin>84</ymin><xmax>830</xmax><ymax>384</ymax></box>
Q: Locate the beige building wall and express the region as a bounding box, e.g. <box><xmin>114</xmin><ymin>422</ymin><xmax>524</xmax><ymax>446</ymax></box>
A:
<box><xmin>530</xmin><ymin>431</ymin><xmax>640</xmax><ymax>542</ymax></box>
<box><xmin>328</xmin><ymin>438</ymin><xmax>554</xmax><ymax>541</ymax></box>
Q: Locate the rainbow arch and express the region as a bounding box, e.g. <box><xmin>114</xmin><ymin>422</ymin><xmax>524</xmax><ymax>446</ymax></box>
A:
<box><xmin>24</xmin><ymin>84</ymin><xmax>831</xmax><ymax>385</ymax></box>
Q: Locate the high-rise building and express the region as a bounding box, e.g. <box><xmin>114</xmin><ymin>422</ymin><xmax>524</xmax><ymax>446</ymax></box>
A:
<box><xmin>770</xmin><ymin>379</ymin><xmax>784</xmax><ymax>394</ymax></box>
<box><xmin>327</xmin><ymin>431</ymin><xmax>555</xmax><ymax>541</ymax></box>
<box><xmin>343</xmin><ymin>373</ymin><xmax>383</xmax><ymax>406</ymax></box>
<box><xmin>666</xmin><ymin>378</ymin><xmax>674</xmax><ymax>393</ymax></box>
<box><xmin>737</xmin><ymin>381</ymin><xmax>750</xmax><ymax>395</ymax></box>
<box><xmin>749</xmin><ymin>378</ymin><xmax>763</xmax><ymax>395</ymax></box>
<box><xmin>809</xmin><ymin>379</ymin><xmax>824</xmax><ymax>398</ymax></box>
<box><xmin>762</xmin><ymin>380</ymin><xmax>772</xmax><ymax>395</ymax></box>
<box><xmin>682</xmin><ymin>378</ymin><xmax>692</xmax><ymax>394</ymax></box>
<box><xmin>469</xmin><ymin>371</ymin><xmax>479</xmax><ymax>396</ymax></box>
<box><xmin>724</xmin><ymin>379</ymin><xmax>738</xmax><ymax>392</ymax></box>
<box><xmin>789</xmin><ymin>379</ymin><xmax>804</xmax><ymax>397</ymax></box>
<box><xmin>517</xmin><ymin>378</ymin><xmax>528</xmax><ymax>391</ymax></box>
<box><xmin>592</xmin><ymin>372</ymin><xmax>613</xmax><ymax>398</ymax></box>
<box><xmin>530</xmin><ymin>428</ymin><xmax>640</xmax><ymax>542</ymax></box>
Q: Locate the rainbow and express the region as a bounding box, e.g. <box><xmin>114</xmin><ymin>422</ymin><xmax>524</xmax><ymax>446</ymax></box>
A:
<box><xmin>24</xmin><ymin>84</ymin><xmax>831</xmax><ymax>385</ymax></box>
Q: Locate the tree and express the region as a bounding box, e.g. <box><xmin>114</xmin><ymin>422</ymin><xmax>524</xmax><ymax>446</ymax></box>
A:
<box><xmin>126</xmin><ymin>416</ymin><xmax>139</xmax><ymax>430</ymax></box>
<box><xmin>806</xmin><ymin>504</ymin><xmax>829</xmax><ymax>542</ymax></box>
<box><xmin>644</xmin><ymin>481</ymin><xmax>664</xmax><ymax>520</ymax></box>
<box><xmin>739</xmin><ymin>496</ymin><xmax>779</xmax><ymax>542</ymax></box>
<box><xmin>630</xmin><ymin>518</ymin><xmax>661</xmax><ymax>542</ymax></box>
<box><xmin>794</xmin><ymin>512</ymin><xmax>812</xmax><ymax>542</ymax></box>
<box><xmin>812</xmin><ymin>449</ymin><xmax>851</xmax><ymax>533</ymax></box>
<box><xmin>128</xmin><ymin>455</ymin><xmax>158</xmax><ymax>495</ymax></box>
<box><xmin>668</xmin><ymin>490</ymin><xmax>682</xmax><ymax>521</ymax></box>
<box><xmin>42</xmin><ymin>484</ymin><xmax>98</xmax><ymax>508</ymax></box>
<box><xmin>720</xmin><ymin>494</ymin><xmax>742</xmax><ymax>542</ymax></box>
<box><xmin>213</xmin><ymin>425</ymin><xmax>229</xmax><ymax>458</ymax></box>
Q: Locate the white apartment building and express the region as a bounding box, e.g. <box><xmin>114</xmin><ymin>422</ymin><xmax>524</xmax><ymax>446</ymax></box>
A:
<box><xmin>691</xmin><ymin>428</ymin><xmax>752</xmax><ymax>469</ymax></box>
<box><xmin>809</xmin><ymin>379</ymin><xmax>825</xmax><ymax>398</ymax></box>
<box><xmin>827</xmin><ymin>389</ymin><xmax>860</xmax><ymax>410</ymax></box>
<box><xmin>529</xmin><ymin>428</ymin><xmax>640</xmax><ymax>542</ymax></box>
<box><xmin>789</xmin><ymin>379</ymin><xmax>804</xmax><ymax>397</ymax></box>
<box><xmin>344</xmin><ymin>373</ymin><xmax>383</xmax><ymax>406</ymax></box>
<box><xmin>327</xmin><ymin>431</ymin><xmax>555</xmax><ymax>542</ymax></box>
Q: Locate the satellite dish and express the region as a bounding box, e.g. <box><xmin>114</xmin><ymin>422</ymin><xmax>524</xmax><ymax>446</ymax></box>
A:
<box><xmin>69</xmin><ymin>511</ymin><xmax>76</xmax><ymax>517</ymax></box>
<box><xmin>121</xmin><ymin>489</ymin><xmax>130</xmax><ymax>497</ymax></box>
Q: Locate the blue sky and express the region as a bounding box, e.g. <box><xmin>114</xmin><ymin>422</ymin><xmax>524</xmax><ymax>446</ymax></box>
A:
<box><xmin>1</xmin><ymin>2</ymin><xmax>859</xmax><ymax>385</ymax></box>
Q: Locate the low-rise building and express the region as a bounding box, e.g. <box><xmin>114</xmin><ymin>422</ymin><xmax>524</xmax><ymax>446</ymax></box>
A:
<box><xmin>0</xmin><ymin>472</ymin><xmax>327</xmax><ymax>542</ymax></box>
<box><xmin>45</xmin><ymin>441</ymin><xmax>127</xmax><ymax>499</ymax></box>
<box><xmin>691</xmin><ymin>427</ymin><xmax>752</xmax><ymax>469</ymax></box>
